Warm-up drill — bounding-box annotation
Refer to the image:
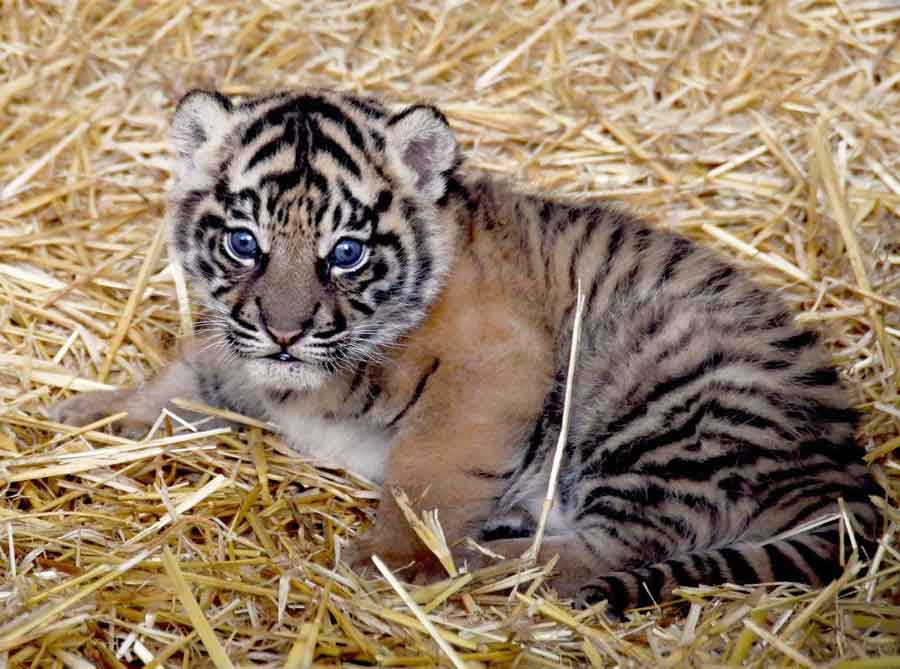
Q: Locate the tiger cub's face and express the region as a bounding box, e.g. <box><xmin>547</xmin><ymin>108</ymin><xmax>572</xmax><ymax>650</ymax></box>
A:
<box><xmin>167</xmin><ymin>90</ymin><xmax>458</xmax><ymax>391</ymax></box>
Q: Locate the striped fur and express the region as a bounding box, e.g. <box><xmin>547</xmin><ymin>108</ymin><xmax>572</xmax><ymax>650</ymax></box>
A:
<box><xmin>51</xmin><ymin>89</ymin><xmax>879</xmax><ymax>612</ymax></box>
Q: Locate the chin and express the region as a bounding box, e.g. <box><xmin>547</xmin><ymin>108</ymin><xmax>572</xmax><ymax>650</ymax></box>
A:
<box><xmin>245</xmin><ymin>358</ymin><xmax>331</xmax><ymax>392</ymax></box>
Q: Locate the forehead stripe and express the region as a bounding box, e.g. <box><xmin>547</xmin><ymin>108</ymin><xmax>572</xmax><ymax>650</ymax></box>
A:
<box><xmin>307</xmin><ymin>119</ymin><xmax>361</xmax><ymax>177</ymax></box>
<box><xmin>246</xmin><ymin>137</ymin><xmax>285</xmax><ymax>172</ymax></box>
<box><xmin>241</xmin><ymin>96</ymin><xmax>367</xmax><ymax>152</ymax></box>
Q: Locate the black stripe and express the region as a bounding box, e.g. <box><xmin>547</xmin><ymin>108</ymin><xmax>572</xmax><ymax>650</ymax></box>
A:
<box><xmin>719</xmin><ymin>547</ymin><xmax>759</xmax><ymax>584</ymax></box>
<box><xmin>345</xmin><ymin>96</ymin><xmax>386</xmax><ymax>118</ymax></box>
<box><xmin>567</xmin><ymin>210</ymin><xmax>602</xmax><ymax>289</ymax></box>
<box><xmin>788</xmin><ymin>537</ymin><xmax>839</xmax><ymax>583</ymax></box>
<box><xmin>667</xmin><ymin>558</ymin><xmax>697</xmax><ymax>589</ymax></box>
<box><xmin>312</xmin><ymin>308</ymin><xmax>347</xmax><ymax>340</ymax></box>
<box><xmin>386</xmin><ymin>358</ymin><xmax>441</xmax><ymax>428</ymax></box>
<box><xmin>756</xmin><ymin>460</ymin><xmax>840</xmax><ymax>487</ymax></box>
<box><xmin>758</xmin><ymin>474</ymin><xmax>835</xmax><ymax>508</ymax></box>
<box><xmin>356</xmin><ymin>259</ymin><xmax>390</xmax><ymax>293</ymax></box>
<box><xmin>246</xmin><ymin>138</ymin><xmax>284</xmax><ymax>172</ymax></box>
<box><xmin>656</xmin><ymin>236</ymin><xmax>694</xmax><ymax>288</ymax></box>
<box><xmin>259</xmin><ymin>168</ymin><xmax>306</xmax><ymax>195</ymax></box>
<box><xmin>702</xmin><ymin>553</ymin><xmax>725</xmax><ymax>583</ymax></box>
<box><xmin>575</xmin><ymin>499</ymin><xmax>678</xmax><ymax>540</ymax></box>
<box><xmin>480</xmin><ymin>524</ymin><xmax>531</xmax><ymax>541</ymax></box>
<box><xmin>309</xmin><ymin>121</ymin><xmax>361</xmax><ymax>177</ymax></box>
<box><xmin>707</xmin><ymin>402</ymin><xmax>795</xmax><ymax>441</ymax></box>
<box><xmin>638</xmin><ymin>446</ymin><xmax>784</xmax><ymax>482</ymax></box>
<box><xmin>209</xmin><ymin>255</ymin><xmax>231</xmax><ymax>277</ymax></box>
<box><xmin>346</xmin><ymin>364</ymin><xmax>367</xmax><ymax>399</ymax></box>
<box><xmin>229</xmin><ymin>328</ymin><xmax>257</xmax><ymax>342</ymax></box>
<box><xmin>519</xmin><ymin>414</ymin><xmax>551</xmax><ymax>474</ymax></box>
<box><xmin>633</xmin><ymin>227</ymin><xmax>652</xmax><ymax>253</ymax></box>
<box><xmin>230</xmin><ymin>301</ymin><xmax>257</xmax><ymax>332</ymax></box>
<box><xmin>387</xmin><ymin>104</ymin><xmax>448</xmax><ymax>128</ymax></box>
<box><xmin>235</xmin><ymin>188</ymin><xmax>261</xmax><ymax>221</ymax></box>
<box><xmin>242</xmin><ymin>96</ymin><xmax>368</xmax><ymax>151</ymax></box>
<box><xmin>585</xmin><ymin>224</ymin><xmax>625</xmax><ymax>308</ymax></box>
<box><xmin>197</xmin><ymin>213</ymin><xmax>226</xmax><ymax>232</ymax></box>
<box><xmin>597</xmin><ymin>399</ymin><xmax>709</xmax><ymax>475</ymax></box>
<box><xmin>612</xmin><ymin>261</ymin><xmax>641</xmax><ymax>297</ymax></box>
<box><xmin>538</xmin><ymin>201</ymin><xmax>560</xmax><ymax>265</ymax></box>
<box><xmin>465</xmin><ymin>468</ymin><xmax>514</xmax><ymax>480</ymax></box>
<box><xmin>793</xmin><ymin>367</ymin><xmax>840</xmax><ymax>387</ymax></box>
<box><xmin>176</xmin><ymin>189</ymin><xmax>208</xmax><ymax>227</ymax></box>
<box><xmin>398</xmin><ymin>197</ymin><xmax>434</xmax><ymax>307</ymax></box>
<box><xmin>268</xmin><ymin>388</ymin><xmax>296</xmax><ymax>404</ymax></box>
<box><xmin>211</xmin><ymin>282</ymin><xmax>236</xmax><ymax>299</ymax></box>
<box><xmin>374</xmin><ymin>190</ymin><xmax>393</xmax><ymax>213</ymax></box>
<box><xmin>698</xmin><ymin>265</ymin><xmax>735</xmax><ymax>295</ymax></box>
<box><xmin>195</xmin><ymin>258</ymin><xmax>215</xmax><ymax>279</ymax></box>
<box><xmin>309</xmin><ymin>98</ymin><xmax>368</xmax><ymax>149</ymax></box>
<box><xmin>775</xmin><ymin>481</ymin><xmax>871</xmax><ymax>520</ymax></box>
<box><xmin>581</xmin><ymin>484</ymin><xmax>666</xmax><ymax>509</ymax></box>
<box><xmin>313</xmin><ymin>195</ymin><xmax>332</xmax><ymax>228</ymax></box>
<box><xmin>347</xmin><ymin>298</ymin><xmax>374</xmax><ymax>316</ymax></box>
<box><xmin>606</xmin><ymin>351</ymin><xmax>729</xmax><ymax>436</ymax></box>
<box><xmin>519</xmin><ymin>374</ymin><xmax>565</xmax><ymax>473</ymax></box>
<box><xmin>690</xmin><ymin>553</ymin><xmax>709</xmax><ymax>582</ymax></box>
<box><xmin>653</xmin><ymin>327</ymin><xmax>698</xmax><ymax>366</ymax></box>
<box><xmin>764</xmin><ymin>542</ymin><xmax>810</xmax><ymax>584</ymax></box>
<box><xmin>773</xmin><ymin>330</ymin><xmax>818</xmax><ymax>351</ymax></box>
<box><xmin>579</xmin><ymin>520</ymin><xmax>646</xmax><ymax>553</ymax></box>
<box><xmin>357</xmin><ymin>383</ymin><xmax>381</xmax><ymax>416</ymax></box>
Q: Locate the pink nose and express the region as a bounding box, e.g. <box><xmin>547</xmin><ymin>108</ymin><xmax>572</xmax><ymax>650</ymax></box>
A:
<box><xmin>268</xmin><ymin>327</ymin><xmax>304</xmax><ymax>346</ymax></box>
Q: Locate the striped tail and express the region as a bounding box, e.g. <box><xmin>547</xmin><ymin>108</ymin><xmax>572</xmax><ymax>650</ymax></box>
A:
<box><xmin>580</xmin><ymin>529</ymin><xmax>853</xmax><ymax>612</ymax></box>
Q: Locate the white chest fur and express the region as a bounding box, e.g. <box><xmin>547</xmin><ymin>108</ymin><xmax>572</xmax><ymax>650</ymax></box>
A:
<box><xmin>263</xmin><ymin>402</ymin><xmax>392</xmax><ymax>483</ymax></box>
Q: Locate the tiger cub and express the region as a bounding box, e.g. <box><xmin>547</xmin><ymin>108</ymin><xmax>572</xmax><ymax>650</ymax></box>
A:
<box><xmin>51</xmin><ymin>89</ymin><xmax>879</xmax><ymax>611</ymax></box>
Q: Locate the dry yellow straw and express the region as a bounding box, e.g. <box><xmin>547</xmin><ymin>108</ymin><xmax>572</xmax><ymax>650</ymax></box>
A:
<box><xmin>161</xmin><ymin>547</ymin><xmax>235</xmax><ymax>669</ymax></box>
<box><xmin>372</xmin><ymin>555</ymin><xmax>469</xmax><ymax>669</ymax></box>
<box><xmin>98</xmin><ymin>223</ymin><xmax>167</xmax><ymax>383</ymax></box>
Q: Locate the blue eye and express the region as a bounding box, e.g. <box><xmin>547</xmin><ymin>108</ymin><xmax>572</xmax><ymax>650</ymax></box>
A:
<box><xmin>225</xmin><ymin>229</ymin><xmax>259</xmax><ymax>261</ymax></box>
<box><xmin>331</xmin><ymin>238</ymin><xmax>367</xmax><ymax>269</ymax></box>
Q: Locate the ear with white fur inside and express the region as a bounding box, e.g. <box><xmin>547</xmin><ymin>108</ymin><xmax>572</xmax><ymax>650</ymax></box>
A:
<box><xmin>170</xmin><ymin>90</ymin><xmax>233</xmax><ymax>177</ymax></box>
<box><xmin>385</xmin><ymin>105</ymin><xmax>457</xmax><ymax>201</ymax></box>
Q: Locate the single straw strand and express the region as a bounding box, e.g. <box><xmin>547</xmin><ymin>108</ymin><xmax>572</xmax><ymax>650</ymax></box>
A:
<box><xmin>98</xmin><ymin>223</ymin><xmax>167</xmax><ymax>383</ymax></box>
<box><xmin>161</xmin><ymin>547</ymin><xmax>235</xmax><ymax>669</ymax></box>
<box><xmin>524</xmin><ymin>282</ymin><xmax>585</xmax><ymax>563</ymax></box>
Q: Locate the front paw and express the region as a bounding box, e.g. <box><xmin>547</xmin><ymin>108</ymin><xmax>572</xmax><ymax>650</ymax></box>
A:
<box><xmin>343</xmin><ymin>529</ymin><xmax>443</xmax><ymax>582</ymax></box>
<box><xmin>48</xmin><ymin>390</ymin><xmax>149</xmax><ymax>438</ymax></box>
<box><xmin>49</xmin><ymin>390</ymin><xmax>116</xmax><ymax>426</ymax></box>
<box><xmin>343</xmin><ymin>530</ymin><xmax>414</xmax><ymax>573</ymax></box>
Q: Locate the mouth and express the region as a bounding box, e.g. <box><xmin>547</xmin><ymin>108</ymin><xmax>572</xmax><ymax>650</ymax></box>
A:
<box><xmin>266</xmin><ymin>352</ymin><xmax>299</xmax><ymax>363</ymax></box>
<box><xmin>247</xmin><ymin>352</ymin><xmax>331</xmax><ymax>392</ymax></box>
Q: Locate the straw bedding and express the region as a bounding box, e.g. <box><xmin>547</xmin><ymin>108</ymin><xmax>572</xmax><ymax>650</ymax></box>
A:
<box><xmin>1</xmin><ymin>1</ymin><xmax>898</xmax><ymax>666</ymax></box>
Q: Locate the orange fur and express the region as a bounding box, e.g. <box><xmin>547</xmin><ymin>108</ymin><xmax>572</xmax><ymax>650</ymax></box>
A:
<box><xmin>352</xmin><ymin>250</ymin><xmax>554</xmax><ymax>569</ymax></box>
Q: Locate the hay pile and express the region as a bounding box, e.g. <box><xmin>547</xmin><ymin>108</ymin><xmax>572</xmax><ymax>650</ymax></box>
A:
<box><xmin>1</xmin><ymin>1</ymin><xmax>898</xmax><ymax>666</ymax></box>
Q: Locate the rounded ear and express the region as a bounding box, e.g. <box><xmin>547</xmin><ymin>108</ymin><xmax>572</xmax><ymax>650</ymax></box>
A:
<box><xmin>170</xmin><ymin>90</ymin><xmax>233</xmax><ymax>176</ymax></box>
<box><xmin>385</xmin><ymin>105</ymin><xmax>457</xmax><ymax>201</ymax></box>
